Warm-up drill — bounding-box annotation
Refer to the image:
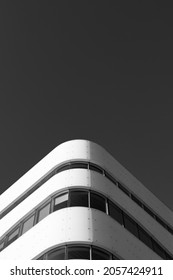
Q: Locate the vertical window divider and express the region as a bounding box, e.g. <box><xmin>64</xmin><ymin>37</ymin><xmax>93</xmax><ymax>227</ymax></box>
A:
<box><xmin>105</xmin><ymin>198</ymin><xmax>109</xmax><ymax>215</ymax></box>
<box><xmin>50</xmin><ymin>196</ymin><xmax>54</xmax><ymax>214</ymax></box>
<box><xmin>122</xmin><ymin>211</ymin><xmax>125</xmax><ymax>227</ymax></box>
<box><xmin>34</xmin><ymin>209</ymin><xmax>38</xmax><ymax>226</ymax></box>
<box><xmin>88</xmin><ymin>190</ymin><xmax>91</xmax><ymax>208</ymax></box>
<box><xmin>67</xmin><ymin>189</ymin><xmax>70</xmax><ymax>207</ymax></box>
<box><xmin>18</xmin><ymin>221</ymin><xmax>23</xmax><ymax>237</ymax></box>
<box><xmin>90</xmin><ymin>246</ymin><xmax>92</xmax><ymax>260</ymax></box>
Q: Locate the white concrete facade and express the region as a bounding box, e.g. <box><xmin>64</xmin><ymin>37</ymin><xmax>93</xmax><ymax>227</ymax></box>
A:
<box><xmin>0</xmin><ymin>139</ymin><xmax>172</xmax><ymax>260</ymax></box>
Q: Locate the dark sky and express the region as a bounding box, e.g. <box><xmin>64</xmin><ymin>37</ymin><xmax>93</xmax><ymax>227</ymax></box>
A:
<box><xmin>0</xmin><ymin>2</ymin><xmax>173</xmax><ymax>211</ymax></box>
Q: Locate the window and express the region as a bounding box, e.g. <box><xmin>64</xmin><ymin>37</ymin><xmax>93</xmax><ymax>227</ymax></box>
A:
<box><xmin>53</xmin><ymin>192</ymin><xmax>68</xmax><ymax>211</ymax></box>
<box><xmin>143</xmin><ymin>205</ymin><xmax>155</xmax><ymax>218</ymax></box>
<box><xmin>47</xmin><ymin>247</ymin><xmax>65</xmax><ymax>260</ymax></box>
<box><xmin>152</xmin><ymin>240</ymin><xmax>166</xmax><ymax>259</ymax></box>
<box><xmin>70</xmin><ymin>162</ymin><xmax>88</xmax><ymax>169</ymax></box>
<box><xmin>57</xmin><ymin>164</ymin><xmax>71</xmax><ymax>173</ymax></box>
<box><xmin>155</xmin><ymin>216</ymin><xmax>167</xmax><ymax>228</ymax></box>
<box><xmin>22</xmin><ymin>214</ymin><xmax>35</xmax><ymax>235</ymax></box>
<box><xmin>123</xmin><ymin>213</ymin><xmax>139</xmax><ymax>237</ymax></box>
<box><xmin>92</xmin><ymin>247</ymin><xmax>111</xmax><ymax>260</ymax></box>
<box><xmin>138</xmin><ymin>226</ymin><xmax>153</xmax><ymax>249</ymax></box>
<box><xmin>69</xmin><ymin>190</ymin><xmax>88</xmax><ymax>207</ymax></box>
<box><xmin>36</xmin><ymin>244</ymin><xmax>118</xmax><ymax>260</ymax></box>
<box><xmin>118</xmin><ymin>183</ymin><xmax>130</xmax><ymax>196</ymax></box>
<box><xmin>105</xmin><ymin>171</ymin><xmax>118</xmax><ymax>185</ymax></box>
<box><xmin>89</xmin><ymin>163</ymin><xmax>103</xmax><ymax>174</ymax></box>
<box><xmin>90</xmin><ymin>192</ymin><xmax>106</xmax><ymax>213</ymax></box>
<box><xmin>6</xmin><ymin>227</ymin><xmax>20</xmax><ymax>246</ymax></box>
<box><xmin>37</xmin><ymin>203</ymin><xmax>50</xmax><ymax>223</ymax></box>
<box><xmin>108</xmin><ymin>201</ymin><xmax>123</xmax><ymax>225</ymax></box>
<box><xmin>67</xmin><ymin>246</ymin><xmax>90</xmax><ymax>259</ymax></box>
<box><xmin>131</xmin><ymin>194</ymin><xmax>143</xmax><ymax>207</ymax></box>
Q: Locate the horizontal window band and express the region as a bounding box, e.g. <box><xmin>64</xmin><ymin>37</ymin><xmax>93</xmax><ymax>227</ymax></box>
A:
<box><xmin>0</xmin><ymin>161</ymin><xmax>172</xmax><ymax>238</ymax></box>
<box><xmin>36</xmin><ymin>244</ymin><xmax>119</xmax><ymax>260</ymax></box>
<box><xmin>0</xmin><ymin>189</ymin><xmax>172</xmax><ymax>260</ymax></box>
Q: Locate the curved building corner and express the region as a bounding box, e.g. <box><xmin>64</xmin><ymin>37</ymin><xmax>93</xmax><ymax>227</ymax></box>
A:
<box><xmin>0</xmin><ymin>139</ymin><xmax>173</xmax><ymax>260</ymax></box>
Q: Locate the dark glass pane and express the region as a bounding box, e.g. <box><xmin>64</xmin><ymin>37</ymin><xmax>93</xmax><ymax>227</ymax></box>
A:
<box><xmin>108</xmin><ymin>201</ymin><xmax>123</xmax><ymax>225</ymax></box>
<box><xmin>138</xmin><ymin>226</ymin><xmax>153</xmax><ymax>249</ymax></box>
<box><xmin>69</xmin><ymin>190</ymin><xmax>88</xmax><ymax>207</ymax></box>
<box><xmin>53</xmin><ymin>193</ymin><xmax>68</xmax><ymax>212</ymax></box>
<box><xmin>7</xmin><ymin>228</ymin><xmax>20</xmax><ymax>246</ymax></box>
<box><xmin>57</xmin><ymin>164</ymin><xmax>70</xmax><ymax>173</ymax></box>
<box><xmin>123</xmin><ymin>213</ymin><xmax>139</xmax><ymax>237</ymax></box>
<box><xmin>152</xmin><ymin>240</ymin><xmax>166</xmax><ymax>259</ymax></box>
<box><xmin>92</xmin><ymin>248</ymin><xmax>110</xmax><ymax>260</ymax></box>
<box><xmin>118</xmin><ymin>183</ymin><xmax>130</xmax><ymax>196</ymax></box>
<box><xmin>90</xmin><ymin>192</ymin><xmax>106</xmax><ymax>213</ymax></box>
<box><xmin>143</xmin><ymin>205</ymin><xmax>155</xmax><ymax>218</ymax></box>
<box><xmin>47</xmin><ymin>247</ymin><xmax>65</xmax><ymax>260</ymax></box>
<box><xmin>155</xmin><ymin>216</ymin><xmax>167</xmax><ymax>228</ymax></box>
<box><xmin>89</xmin><ymin>163</ymin><xmax>103</xmax><ymax>174</ymax></box>
<box><xmin>131</xmin><ymin>195</ymin><xmax>143</xmax><ymax>207</ymax></box>
<box><xmin>105</xmin><ymin>171</ymin><xmax>118</xmax><ymax>185</ymax></box>
<box><xmin>70</xmin><ymin>163</ymin><xmax>88</xmax><ymax>169</ymax></box>
<box><xmin>22</xmin><ymin>214</ymin><xmax>35</xmax><ymax>234</ymax></box>
<box><xmin>68</xmin><ymin>246</ymin><xmax>90</xmax><ymax>259</ymax></box>
<box><xmin>37</xmin><ymin>203</ymin><xmax>50</xmax><ymax>223</ymax></box>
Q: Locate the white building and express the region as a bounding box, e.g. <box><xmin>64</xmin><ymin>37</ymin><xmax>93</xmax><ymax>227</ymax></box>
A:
<box><xmin>0</xmin><ymin>139</ymin><xmax>173</xmax><ymax>260</ymax></box>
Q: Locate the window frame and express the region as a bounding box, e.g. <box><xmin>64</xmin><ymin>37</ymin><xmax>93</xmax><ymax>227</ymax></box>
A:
<box><xmin>6</xmin><ymin>226</ymin><xmax>20</xmax><ymax>247</ymax></box>
<box><xmin>36</xmin><ymin>201</ymin><xmax>51</xmax><ymax>224</ymax></box>
<box><xmin>89</xmin><ymin>163</ymin><xmax>103</xmax><ymax>174</ymax></box>
<box><xmin>91</xmin><ymin>246</ymin><xmax>112</xmax><ymax>260</ymax></box>
<box><xmin>108</xmin><ymin>200</ymin><xmax>124</xmax><ymax>225</ymax></box>
<box><xmin>123</xmin><ymin>213</ymin><xmax>139</xmax><ymax>238</ymax></box>
<box><xmin>90</xmin><ymin>191</ymin><xmax>106</xmax><ymax>213</ymax></box>
<box><xmin>69</xmin><ymin>189</ymin><xmax>89</xmax><ymax>208</ymax></box>
<box><xmin>21</xmin><ymin>213</ymin><xmax>36</xmax><ymax>235</ymax></box>
<box><xmin>46</xmin><ymin>246</ymin><xmax>66</xmax><ymax>260</ymax></box>
<box><xmin>53</xmin><ymin>191</ymin><xmax>69</xmax><ymax>212</ymax></box>
<box><xmin>67</xmin><ymin>244</ymin><xmax>90</xmax><ymax>260</ymax></box>
<box><xmin>138</xmin><ymin>225</ymin><xmax>153</xmax><ymax>250</ymax></box>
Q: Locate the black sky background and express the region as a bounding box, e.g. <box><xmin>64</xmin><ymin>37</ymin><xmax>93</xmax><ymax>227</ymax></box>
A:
<box><xmin>0</xmin><ymin>2</ymin><xmax>173</xmax><ymax>211</ymax></box>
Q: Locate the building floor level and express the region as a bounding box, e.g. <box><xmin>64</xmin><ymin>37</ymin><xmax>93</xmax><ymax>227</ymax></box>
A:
<box><xmin>0</xmin><ymin>140</ymin><xmax>172</xmax><ymax>260</ymax></box>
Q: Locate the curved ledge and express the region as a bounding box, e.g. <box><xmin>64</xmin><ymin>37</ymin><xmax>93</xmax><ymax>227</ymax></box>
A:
<box><xmin>0</xmin><ymin>208</ymin><xmax>161</xmax><ymax>260</ymax></box>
